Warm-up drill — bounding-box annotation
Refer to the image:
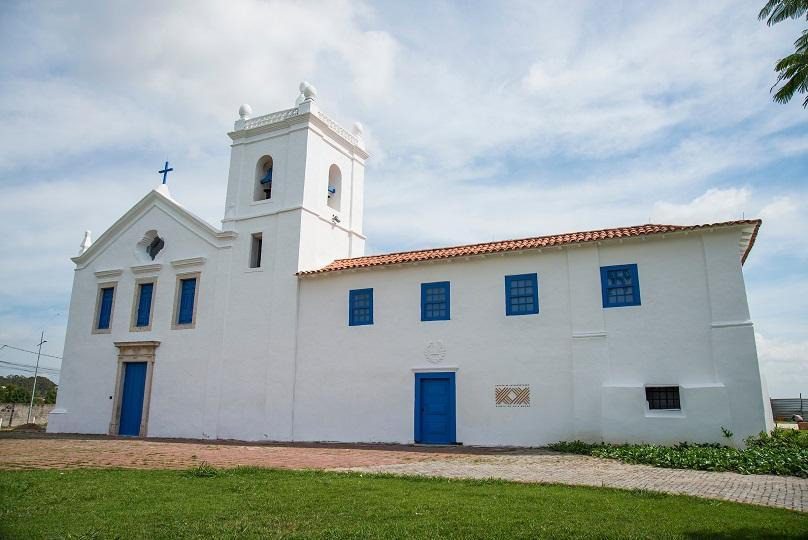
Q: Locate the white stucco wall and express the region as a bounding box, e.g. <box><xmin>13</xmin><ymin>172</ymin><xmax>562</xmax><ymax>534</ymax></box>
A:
<box><xmin>292</xmin><ymin>230</ymin><xmax>771</xmax><ymax>447</ymax></box>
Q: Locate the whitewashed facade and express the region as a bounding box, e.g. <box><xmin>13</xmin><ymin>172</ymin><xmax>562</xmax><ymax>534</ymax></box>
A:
<box><xmin>49</xmin><ymin>84</ymin><xmax>774</xmax><ymax>447</ymax></box>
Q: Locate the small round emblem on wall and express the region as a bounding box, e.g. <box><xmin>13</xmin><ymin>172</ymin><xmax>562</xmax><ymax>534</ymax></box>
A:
<box><xmin>424</xmin><ymin>341</ymin><xmax>446</xmax><ymax>364</ymax></box>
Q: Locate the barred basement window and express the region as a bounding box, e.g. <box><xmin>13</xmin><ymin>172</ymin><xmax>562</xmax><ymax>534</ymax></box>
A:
<box><xmin>646</xmin><ymin>386</ymin><xmax>680</xmax><ymax>410</ymax></box>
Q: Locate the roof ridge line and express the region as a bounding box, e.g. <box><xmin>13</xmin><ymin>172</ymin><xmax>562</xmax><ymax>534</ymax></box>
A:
<box><xmin>329</xmin><ymin>220</ymin><xmax>760</xmax><ymax>264</ymax></box>
<box><xmin>300</xmin><ymin>219</ymin><xmax>762</xmax><ymax>276</ymax></box>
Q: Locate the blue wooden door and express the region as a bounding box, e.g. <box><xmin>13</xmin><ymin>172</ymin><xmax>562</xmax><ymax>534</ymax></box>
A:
<box><xmin>119</xmin><ymin>362</ymin><xmax>147</xmax><ymax>436</ymax></box>
<box><xmin>415</xmin><ymin>373</ymin><xmax>456</xmax><ymax>444</ymax></box>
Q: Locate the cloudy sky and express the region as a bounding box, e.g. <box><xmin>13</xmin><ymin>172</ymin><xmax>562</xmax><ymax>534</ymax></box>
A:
<box><xmin>1</xmin><ymin>1</ymin><xmax>806</xmax><ymax>397</ymax></box>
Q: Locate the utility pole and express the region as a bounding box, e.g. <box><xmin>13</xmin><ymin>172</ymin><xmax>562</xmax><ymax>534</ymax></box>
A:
<box><xmin>26</xmin><ymin>331</ymin><xmax>46</xmax><ymax>424</ymax></box>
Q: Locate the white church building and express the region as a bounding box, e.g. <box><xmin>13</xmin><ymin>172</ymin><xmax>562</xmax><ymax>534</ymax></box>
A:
<box><xmin>49</xmin><ymin>83</ymin><xmax>774</xmax><ymax>447</ymax></box>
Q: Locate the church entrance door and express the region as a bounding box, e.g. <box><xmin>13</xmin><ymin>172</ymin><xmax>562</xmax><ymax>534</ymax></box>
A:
<box><xmin>118</xmin><ymin>362</ymin><xmax>147</xmax><ymax>436</ymax></box>
<box><xmin>109</xmin><ymin>341</ymin><xmax>158</xmax><ymax>437</ymax></box>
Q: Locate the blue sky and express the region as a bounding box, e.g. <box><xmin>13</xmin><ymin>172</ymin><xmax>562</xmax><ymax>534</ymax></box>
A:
<box><xmin>0</xmin><ymin>0</ymin><xmax>806</xmax><ymax>396</ymax></box>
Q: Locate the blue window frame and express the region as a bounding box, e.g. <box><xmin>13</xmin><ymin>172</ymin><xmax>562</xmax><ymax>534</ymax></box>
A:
<box><xmin>97</xmin><ymin>286</ymin><xmax>114</xmax><ymax>330</ymax></box>
<box><xmin>135</xmin><ymin>282</ymin><xmax>154</xmax><ymax>327</ymax></box>
<box><xmin>421</xmin><ymin>281</ymin><xmax>450</xmax><ymax>321</ymax></box>
<box><xmin>600</xmin><ymin>264</ymin><xmax>641</xmax><ymax>308</ymax></box>
<box><xmin>177</xmin><ymin>277</ymin><xmax>197</xmax><ymax>325</ymax></box>
<box><xmin>505</xmin><ymin>273</ymin><xmax>539</xmax><ymax>316</ymax></box>
<box><xmin>349</xmin><ymin>288</ymin><xmax>373</xmax><ymax>326</ymax></box>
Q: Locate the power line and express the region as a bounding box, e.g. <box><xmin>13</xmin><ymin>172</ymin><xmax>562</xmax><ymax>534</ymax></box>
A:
<box><xmin>0</xmin><ymin>364</ymin><xmax>38</xmax><ymax>374</ymax></box>
<box><xmin>0</xmin><ymin>364</ymin><xmax>59</xmax><ymax>377</ymax></box>
<box><xmin>0</xmin><ymin>360</ymin><xmax>60</xmax><ymax>373</ymax></box>
<box><xmin>0</xmin><ymin>344</ymin><xmax>62</xmax><ymax>360</ymax></box>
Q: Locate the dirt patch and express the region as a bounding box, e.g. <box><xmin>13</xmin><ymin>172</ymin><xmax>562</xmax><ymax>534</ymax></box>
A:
<box><xmin>11</xmin><ymin>423</ymin><xmax>45</xmax><ymax>432</ymax></box>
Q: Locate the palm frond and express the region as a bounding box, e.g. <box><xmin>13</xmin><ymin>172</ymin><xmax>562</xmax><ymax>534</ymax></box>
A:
<box><xmin>758</xmin><ymin>0</ymin><xmax>808</xmax><ymax>26</ymax></box>
<box><xmin>795</xmin><ymin>29</ymin><xmax>808</xmax><ymax>53</ymax></box>
<box><xmin>771</xmin><ymin>52</ymin><xmax>808</xmax><ymax>106</ymax></box>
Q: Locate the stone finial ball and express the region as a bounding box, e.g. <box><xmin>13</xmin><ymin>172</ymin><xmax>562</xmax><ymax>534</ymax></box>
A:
<box><xmin>352</xmin><ymin>122</ymin><xmax>364</xmax><ymax>137</ymax></box>
<box><xmin>238</xmin><ymin>104</ymin><xmax>252</xmax><ymax>119</ymax></box>
<box><xmin>299</xmin><ymin>81</ymin><xmax>318</xmax><ymax>100</ymax></box>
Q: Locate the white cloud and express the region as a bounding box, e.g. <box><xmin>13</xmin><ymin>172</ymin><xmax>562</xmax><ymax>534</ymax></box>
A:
<box><xmin>0</xmin><ymin>1</ymin><xmax>398</xmax><ymax>172</ymax></box>
<box><xmin>652</xmin><ymin>188</ymin><xmax>751</xmax><ymax>224</ymax></box>
<box><xmin>756</xmin><ymin>333</ymin><xmax>808</xmax><ymax>398</ymax></box>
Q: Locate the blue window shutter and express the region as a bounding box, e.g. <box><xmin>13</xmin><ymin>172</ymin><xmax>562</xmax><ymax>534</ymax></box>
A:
<box><xmin>504</xmin><ymin>274</ymin><xmax>539</xmax><ymax>316</ymax></box>
<box><xmin>600</xmin><ymin>264</ymin><xmax>641</xmax><ymax>308</ymax></box>
<box><xmin>135</xmin><ymin>283</ymin><xmax>154</xmax><ymax>327</ymax></box>
<box><xmin>421</xmin><ymin>281</ymin><xmax>450</xmax><ymax>321</ymax></box>
<box><xmin>349</xmin><ymin>288</ymin><xmax>373</xmax><ymax>326</ymax></box>
<box><xmin>97</xmin><ymin>287</ymin><xmax>114</xmax><ymax>329</ymax></box>
<box><xmin>177</xmin><ymin>278</ymin><xmax>196</xmax><ymax>324</ymax></box>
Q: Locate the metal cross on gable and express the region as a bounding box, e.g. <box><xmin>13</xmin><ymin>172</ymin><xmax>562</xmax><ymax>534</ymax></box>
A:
<box><xmin>158</xmin><ymin>161</ymin><xmax>173</xmax><ymax>184</ymax></box>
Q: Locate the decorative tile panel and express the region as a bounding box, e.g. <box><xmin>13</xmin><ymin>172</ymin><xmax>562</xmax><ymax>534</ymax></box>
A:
<box><xmin>495</xmin><ymin>384</ymin><xmax>530</xmax><ymax>407</ymax></box>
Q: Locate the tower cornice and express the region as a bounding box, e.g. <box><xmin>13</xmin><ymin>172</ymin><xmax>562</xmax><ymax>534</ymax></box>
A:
<box><xmin>228</xmin><ymin>104</ymin><xmax>369</xmax><ymax>160</ymax></box>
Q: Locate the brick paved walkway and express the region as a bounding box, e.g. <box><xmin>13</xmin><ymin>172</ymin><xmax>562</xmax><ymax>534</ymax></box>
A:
<box><xmin>0</xmin><ymin>434</ymin><xmax>442</xmax><ymax>470</ymax></box>
<box><xmin>1</xmin><ymin>434</ymin><xmax>805</xmax><ymax>512</ymax></box>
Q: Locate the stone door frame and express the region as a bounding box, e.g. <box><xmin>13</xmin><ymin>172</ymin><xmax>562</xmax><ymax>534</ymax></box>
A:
<box><xmin>110</xmin><ymin>341</ymin><xmax>160</xmax><ymax>437</ymax></box>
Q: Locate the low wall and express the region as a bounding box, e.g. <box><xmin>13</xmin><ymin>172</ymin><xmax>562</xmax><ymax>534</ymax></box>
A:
<box><xmin>771</xmin><ymin>398</ymin><xmax>806</xmax><ymax>420</ymax></box>
<box><xmin>0</xmin><ymin>403</ymin><xmax>54</xmax><ymax>428</ymax></box>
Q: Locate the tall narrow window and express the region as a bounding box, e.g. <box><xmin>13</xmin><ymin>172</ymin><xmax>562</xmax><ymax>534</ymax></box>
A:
<box><xmin>173</xmin><ymin>274</ymin><xmax>199</xmax><ymax>328</ymax></box>
<box><xmin>327</xmin><ymin>164</ymin><xmax>341</xmax><ymax>211</ymax></box>
<box><xmin>349</xmin><ymin>288</ymin><xmax>373</xmax><ymax>326</ymax></box>
<box><xmin>421</xmin><ymin>281</ymin><xmax>450</xmax><ymax>321</ymax></box>
<box><xmin>254</xmin><ymin>156</ymin><xmax>274</xmax><ymax>201</ymax></box>
<box><xmin>505</xmin><ymin>274</ymin><xmax>539</xmax><ymax>316</ymax></box>
<box><xmin>96</xmin><ymin>286</ymin><xmax>115</xmax><ymax>331</ymax></box>
<box><xmin>134</xmin><ymin>282</ymin><xmax>154</xmax><ymax>328</ymax></box>
<box><xmin>600</xmin><ymin>264</ymin><xmax>641</xmax><ymax>308</ymax></box>
<box><xmin>250</xmin><ymin>233</ymin><xmax>263</xmax><ymax>268</ymax></box>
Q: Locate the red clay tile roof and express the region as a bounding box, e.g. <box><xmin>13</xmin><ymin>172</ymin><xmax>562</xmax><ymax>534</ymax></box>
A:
<box><xmin>299</xmin><ymin>219</ymin><xmax>762</xmax><ymax>276</ymax></box>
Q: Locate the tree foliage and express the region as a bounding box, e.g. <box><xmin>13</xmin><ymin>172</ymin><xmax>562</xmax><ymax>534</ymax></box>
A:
<box><xmin>0</xmin><ymin>375</ymin><xmax>57</xmax><ymax>404</ymax></box>
<box><xmin>759</xmin><ymin>0</ymin><xmax>808</xmax><ymax>107</ymax></box>
<box><xmin>0</xmin><ymin>384</ymin><xmax>29</xmax><ymax>403</ymax></box>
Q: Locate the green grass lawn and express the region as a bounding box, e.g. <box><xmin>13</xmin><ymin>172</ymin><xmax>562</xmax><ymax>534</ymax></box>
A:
<box><xmin>1</xmin><ymin>467</ymin><xmax>806</xmax><ymax>539</ymax></box>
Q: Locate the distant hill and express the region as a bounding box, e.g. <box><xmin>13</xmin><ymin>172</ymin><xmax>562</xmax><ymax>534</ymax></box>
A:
<box><xmin>0</xmin><ymin>375</ymin><xmax>57</xmax><ymax>403</ymax></box>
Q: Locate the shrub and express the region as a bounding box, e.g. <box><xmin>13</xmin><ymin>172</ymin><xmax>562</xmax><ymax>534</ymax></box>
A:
<box><xmin>547</xmin><ymin>428</ymin><xmax>808</xmax><ymax>478</ymax></box>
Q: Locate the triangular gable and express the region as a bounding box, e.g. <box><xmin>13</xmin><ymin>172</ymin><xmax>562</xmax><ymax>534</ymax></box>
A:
<box><xmin>72</xmin><ymin>188</ymin><xmax>237</xmax><ymax>269</ymax></box>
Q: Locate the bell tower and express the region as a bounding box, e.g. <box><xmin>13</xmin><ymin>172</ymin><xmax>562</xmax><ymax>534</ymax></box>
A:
<box><xmin>221</xmin><ymin>81</ymin><xmax>368</xmax><ymax>271</ymax></box>
<box><xmin>214</xmin><ymin>83</ymin><xmax>369</xmax><ymax>441</ymax></box>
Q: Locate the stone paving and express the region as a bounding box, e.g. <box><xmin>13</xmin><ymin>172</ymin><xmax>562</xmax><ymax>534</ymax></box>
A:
<box><xmin>1</xmin><ymin>434</ymin><xmax>805</xmax><ymax>512</ymax></box>
<box><xmin>342</xmin><ymin>450</ymin><xmax>808</xmax><ymax>513</ymax></box>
